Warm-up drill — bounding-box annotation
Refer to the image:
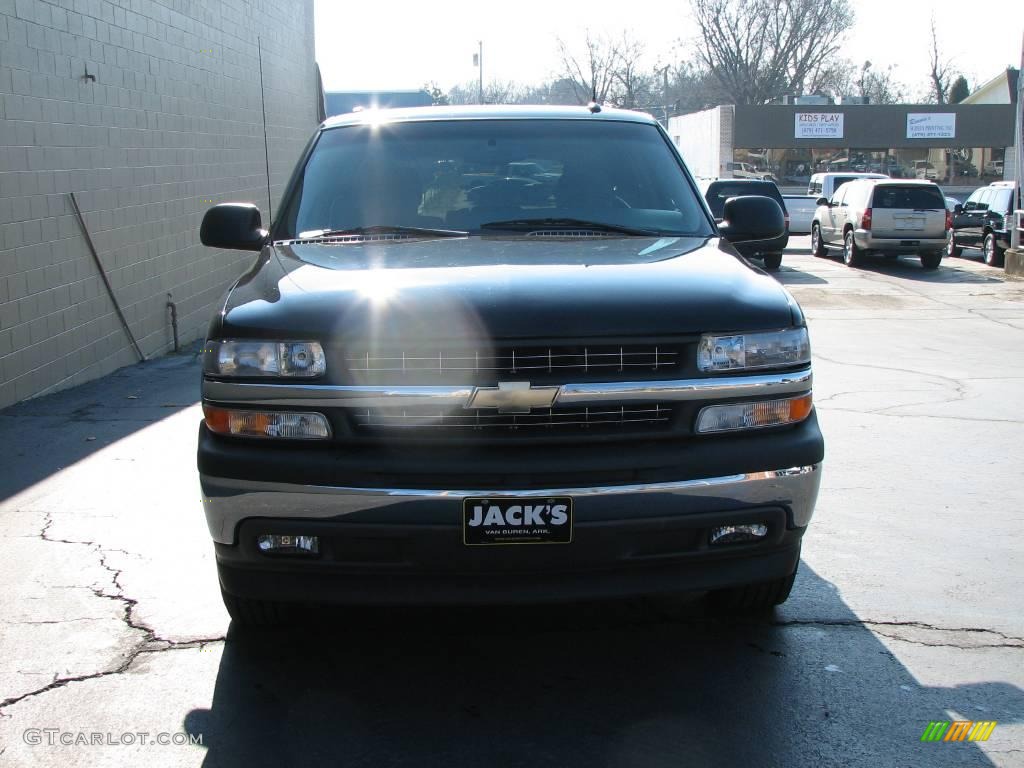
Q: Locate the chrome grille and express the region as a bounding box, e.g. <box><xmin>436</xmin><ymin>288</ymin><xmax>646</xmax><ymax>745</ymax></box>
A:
<box><xmin>352</xmin><ymin>405</ymin><xmax>672</xmax><ymax>433</ymax></box>
<box><xmin>345</xmin><ymin>345</ymin><xmax>680</xmax><ymax>379</ymax></box>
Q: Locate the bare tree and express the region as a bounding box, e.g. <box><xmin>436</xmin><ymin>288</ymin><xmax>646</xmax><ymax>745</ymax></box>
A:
<box><xmin>853</xmin><ymin>61</ymin><xmax>904</xmax><ymax>104</ymax></box>
<box><xmin>448</xmin><ymin>80</ymin><xmax>530</xmax><ymax>105</ymax></box>
<box><xmin>518</xmin><ymin>78</ymin><xmax>581</xmax><ymax>105</ymax></box>
<box><xmin>690</xmin><ymin>0</ymin><xmax>855</xmax><ymax>104</ymax></box>
<box><xmin>659</xmin><ymin>60</ymin><xmax>730</xmax><ymax>114</ymax></box>
<box><xmin>612</xmin><ymin>33</ymin><xmax>654</xmax><ymax>109</ymax></box>
<box><xmin>556</xmin><ymin>32</ymin><xmax>622</xmax><ymax>104</ymax></box>
<box><xmin>927</xmin><ymin>15</ymin><xmax>954</xmax><ymax>104</ymax></box>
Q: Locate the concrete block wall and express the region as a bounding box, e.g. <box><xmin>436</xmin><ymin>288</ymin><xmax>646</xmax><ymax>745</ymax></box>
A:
<box><xmin>0</xmin><ymin>0</ymin><xmax>318</xmax><ymax>408</ymax></box>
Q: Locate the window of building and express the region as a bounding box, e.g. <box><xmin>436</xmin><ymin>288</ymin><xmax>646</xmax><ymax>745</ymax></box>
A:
<box><xmin>734</xmin><ymin>146</ymin><xmax>1009</xmax><ymax>191</ymax></box>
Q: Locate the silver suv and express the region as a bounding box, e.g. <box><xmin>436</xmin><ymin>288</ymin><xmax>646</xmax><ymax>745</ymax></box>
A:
<box><xmin>811</xmin><ymin>179</ymin><xmax>949</xmax><ymax>269</ymax></box>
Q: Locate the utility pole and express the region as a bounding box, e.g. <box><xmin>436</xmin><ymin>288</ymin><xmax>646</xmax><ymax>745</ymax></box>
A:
<box><xmin>656</xmin><ymin>65</ymin><xmax>670</xmax><ymax>127</ymax></box>
<box><xmin>1012</xmin><ymin>31</ymin><xmax>1023</xmax><ymax>250</ymax></box>
<box><xmin>477</xmin><ymin>41</ymin><xmax>483</xmax><ymax>104</ymax></box>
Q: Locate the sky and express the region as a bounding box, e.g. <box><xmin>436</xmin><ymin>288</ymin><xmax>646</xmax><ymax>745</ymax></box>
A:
<box><xmin>314</xmin><ymin>0</ymin><xmax>1023</xmax><ymax>98</ymax></box>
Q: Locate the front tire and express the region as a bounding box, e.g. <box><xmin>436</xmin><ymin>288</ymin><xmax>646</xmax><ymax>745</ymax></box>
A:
<box><xmin>762</xmin><ymin>252</ymin><xmax>783</xmax><ymax>271</ymax></box>
<box><xmin>842</xmin><ymin>229</ymin><xmax>862</xmax><ymax>267</ymax></box>
<box><xmin>920</xmin><ymin>251</ymin><xmax>942</xmax><ymax>270</ymax></box>
<box><xmin>811</xmin><ymin>224</ymin><xmax>827</xmax><ymax>257</ymax></box>
<box><xmin>983</xmin><ymin>232</ymin><xmax>1005</xmax><ymax>267</ymax></box>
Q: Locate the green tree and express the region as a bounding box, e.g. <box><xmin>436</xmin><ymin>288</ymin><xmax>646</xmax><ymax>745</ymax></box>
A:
<box><xmin>949</xmin><ymin>75</ymin><xmax>969</xmax><ymax>104</ymax></box>
<box><xmin>424</xmin><ymin>82</ymin><xmax>449</xmax><ymax>106</ymax></box>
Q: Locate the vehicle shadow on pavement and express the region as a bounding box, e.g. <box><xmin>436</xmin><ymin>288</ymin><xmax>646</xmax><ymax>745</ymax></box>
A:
<box><xmin>182</xmin><ymin>566</ymin><xmax>1022</xmax><ymax>768</ymax></box>
<box><xmin>772</xmin><ymin>265</ymin><xmax>829</xmax><ymax>286</ymax></box>
<box><xmin>0</xmin><ymin>349</ymin><xmax>201</xmax><ymax>504</ymax></box>
<box><xmin>812</xmin><ymin>255</ymin><xmax>1004</xmax><ymax>284</ymax></box>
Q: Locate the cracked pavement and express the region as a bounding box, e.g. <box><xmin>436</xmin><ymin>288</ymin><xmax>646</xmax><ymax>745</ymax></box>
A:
<box><xmin>0</xmin><ymin>240</ymin><xmax>1022</xmax><ymax>767</ymax></box>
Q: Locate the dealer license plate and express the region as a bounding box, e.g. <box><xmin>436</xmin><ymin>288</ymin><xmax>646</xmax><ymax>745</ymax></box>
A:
<box><xmin>895</xmin><ymin>216</ymin><xmax>925</xmax><ymax>230</ymax></box>
<box><xmin>462</xmin><ymin>496</ymin><xmax>573</xmax><ymax>545</ymax></box>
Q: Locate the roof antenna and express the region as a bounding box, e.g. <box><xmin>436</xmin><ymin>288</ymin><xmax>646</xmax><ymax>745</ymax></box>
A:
<box><xmin>587</xmin><ymin>101</ymin><xmax>602</xmax><ymax>113</ymax></box>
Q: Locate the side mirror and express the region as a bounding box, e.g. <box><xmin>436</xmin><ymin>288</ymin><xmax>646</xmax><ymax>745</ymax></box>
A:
<box><xmin>815</xmin><ymin>197</ymin><xmax>829</xmax><ymax>207</ymax></box>
<box><xmin>953</xmin><ymin>203</ymin><xmax>963</xmax><ymax>215</ymax></box>
<box><xmin>718</xmin><ymin>195</ymin><xmax>785</xmax><ymax>243</ymax></box>
<box><xmin>200</xmin><ymin>203</ymin><xmax>267</xmax><ymax>251</ymax></box>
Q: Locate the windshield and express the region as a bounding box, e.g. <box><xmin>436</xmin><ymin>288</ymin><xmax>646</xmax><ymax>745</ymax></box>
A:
<box><xmin>277</xmin><ymin>119</ymin><xmax>711</xmax><ymax>240</ymax></box>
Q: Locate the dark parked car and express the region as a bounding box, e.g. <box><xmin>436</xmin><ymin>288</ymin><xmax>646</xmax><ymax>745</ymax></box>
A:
<box><xmin>701</xmin><ymin>179</ymin><xmax>789</xmax><ymax>270</ymax></box>
<box><xmin>947</xmin><ymin>182</ymin><xmax>1019</xmax><ymax>267</ymax></box>
<box><xmin>198</xmin><ymin>106</ymin><xmax>823</xmax><ymax>624</ymax></box>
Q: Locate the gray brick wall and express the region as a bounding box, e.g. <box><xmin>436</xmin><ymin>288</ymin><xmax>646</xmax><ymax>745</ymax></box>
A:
<box><xmin>0</xmin><ymin>0</ymin><xmax>317</xmax><ymax>408</ymax></box>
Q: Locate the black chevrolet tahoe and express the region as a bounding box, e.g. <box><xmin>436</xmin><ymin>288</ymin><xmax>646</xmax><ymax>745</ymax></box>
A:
<box><xmin>197</xmin><ymin>105</ymin><xmax>824</xmax><ymax>624</ymax></box>
<box><xmin>947</xmin><ymin>181</ymin><xmax>1019</xmax><ymax>267</ymax></box>
<box><xmin>701</xmin><ymin>178</ymin><xmax>790</xmax><ymax>271</ymax></box>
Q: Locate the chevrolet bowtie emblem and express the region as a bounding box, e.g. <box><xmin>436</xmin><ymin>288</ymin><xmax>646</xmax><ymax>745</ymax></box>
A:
<box><xmin>468</xmin><ymin>381</ymin><xmax>560</xmax><ymax>414</ymax></box>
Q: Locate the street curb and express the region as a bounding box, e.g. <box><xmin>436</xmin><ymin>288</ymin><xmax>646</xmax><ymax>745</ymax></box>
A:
<box><xmin>1006</xmin><ymin>248</ymin><xmax>1024</xmax><ymax>278</ymax></box>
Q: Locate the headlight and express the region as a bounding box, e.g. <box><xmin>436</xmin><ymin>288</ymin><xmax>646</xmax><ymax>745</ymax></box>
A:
<box><xmin>697</xmin><ymin>328</ymin><xmax>810</xmax><ymax>372</ymax></box>
<box><xmin>204</xmin><ymin>340</ymin><xmax>326</xmax><ymax>377</ymax></box>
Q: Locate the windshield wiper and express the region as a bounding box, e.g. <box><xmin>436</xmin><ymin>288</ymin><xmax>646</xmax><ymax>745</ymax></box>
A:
<box><xmin>478</xmin><ymin>218</ymin><xmax>662</xmax><ymax>236</ymax></box>
<box><xmin>291</xmin><ymin>225</ymin><xmax>468</xmax><ymax>240</ymax></box>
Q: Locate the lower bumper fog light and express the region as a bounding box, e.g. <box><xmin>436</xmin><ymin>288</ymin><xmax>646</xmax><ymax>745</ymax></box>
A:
<box><xmin>257</xmin><ymin>534</ymin><xmax>319</xmax><ymax>555</ymax></box>
<box><xmin>710</xmin><ymin>523</ymin><xmax>768</xmax><ymax>546</ymax></box>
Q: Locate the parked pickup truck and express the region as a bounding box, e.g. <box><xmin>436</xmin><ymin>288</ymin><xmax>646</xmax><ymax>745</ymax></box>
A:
<box><xmin>782</xmin><ymin>195</ymin><xmax>817</xmax><ymax>235</ymax></box>
<box><xmin>197</xmin><ymin>105</ymin><xmax>824</xmax><ymax>625</ymax></box>
<box><xmin>807</xmin><ymin>172</ymin><xmax>888</xmax><ymax>200</ymax></box>
<box><xmin>796</xmin><ymin>173</ymin><xmax>890</xmax><ymax>236</ymax></box>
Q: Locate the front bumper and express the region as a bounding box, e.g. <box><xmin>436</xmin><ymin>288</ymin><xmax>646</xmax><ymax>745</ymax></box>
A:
<box><xmin>216</xmin><ymin>518</ymin><xmax>806</xmax><ymax>606</ymax></box>
<box><xmin>203</xmin><ymin>461</ymin><xmax>821</xmax><ymax>605</ymax></box>
<box><xmin>200</xmin><ymin>402</ymin><xmax>823</xmax><ymax>605</ymax></box>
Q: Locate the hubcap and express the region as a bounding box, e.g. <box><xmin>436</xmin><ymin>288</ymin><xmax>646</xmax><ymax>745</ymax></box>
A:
<box><xmin>985</xmin><ymin>237</ymin><xmax>994</xmax><ymax>263</ymax></box>
<box><xmin>946</xmin><ymin>232</ymin><xmax>954</xmax><ymax>255</ymax></box>
<box><xmin>844</xmin><ymin>234</ymin><xmax>852</xmax><ymax>263</ymax></box>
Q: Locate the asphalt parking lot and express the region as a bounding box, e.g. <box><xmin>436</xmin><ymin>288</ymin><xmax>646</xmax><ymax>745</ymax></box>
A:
<box><xmin>0</xmin><ymin>237</ymin><xmax>1022</xmax><ymax>767</ymax></box>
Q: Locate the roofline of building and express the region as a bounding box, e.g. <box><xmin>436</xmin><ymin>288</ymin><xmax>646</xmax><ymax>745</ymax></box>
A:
<box><xmin>963</xmin><ymin>67</ymin><xmax>1020</xmax><ymax>105</ymax></box>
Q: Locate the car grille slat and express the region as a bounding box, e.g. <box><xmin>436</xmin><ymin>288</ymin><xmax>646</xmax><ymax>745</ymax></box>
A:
<box><xmin>346</xmin><ymin>346</ymin><xmax>680</xmax><ymax>380</ymax></box>
<box><xmin>352</xmin><ymin>405</ymin><xmax>672</xmax><ymax>433</ymax></box>
<box><xmin>523</xmin><ymin>229</ymin><xmax>617</xmax><ymax>238</ymax></box>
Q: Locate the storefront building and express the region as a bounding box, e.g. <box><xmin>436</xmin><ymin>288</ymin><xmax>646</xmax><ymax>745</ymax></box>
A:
<box><xmin>669</xmin><ymin>101</ymin><xmax>1016</xmax><ymax>194</ymax></box>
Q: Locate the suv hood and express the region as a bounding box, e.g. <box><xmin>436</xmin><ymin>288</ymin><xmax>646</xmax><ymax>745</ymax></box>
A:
<box><xmin>217</xmin><ymin>237</ymin><xmax>799</xmax><ymax>342</ymax></box>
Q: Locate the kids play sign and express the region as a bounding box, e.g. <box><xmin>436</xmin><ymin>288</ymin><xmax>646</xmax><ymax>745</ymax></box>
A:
<box><xmin>795</xmin><ymin>112</ymin><xmax>844</xmax><ymax>139</ymax></box>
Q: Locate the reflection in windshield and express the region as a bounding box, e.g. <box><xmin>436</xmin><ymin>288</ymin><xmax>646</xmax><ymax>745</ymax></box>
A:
<box><xmin>277</xmin><ymin>120</ymin><xmax>712</xmax><ymax>241</ymax></box>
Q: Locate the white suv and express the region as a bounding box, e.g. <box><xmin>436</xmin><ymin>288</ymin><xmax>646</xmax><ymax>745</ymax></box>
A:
<box><xmin>811</xmin><ymin>179</ymin><xmax>949</xmax><ymax>270</ymax></box>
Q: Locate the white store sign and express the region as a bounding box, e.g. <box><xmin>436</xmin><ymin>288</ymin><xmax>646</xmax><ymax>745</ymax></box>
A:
<box><xmin>907</xmin><ymin>113</ymin><xmax>956</xmax><ymax>139</ymax></box>
<box><xmin>795</xmin><ymin>113</ymin><xmax>844</xmax><ymax>139</ymax></box>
